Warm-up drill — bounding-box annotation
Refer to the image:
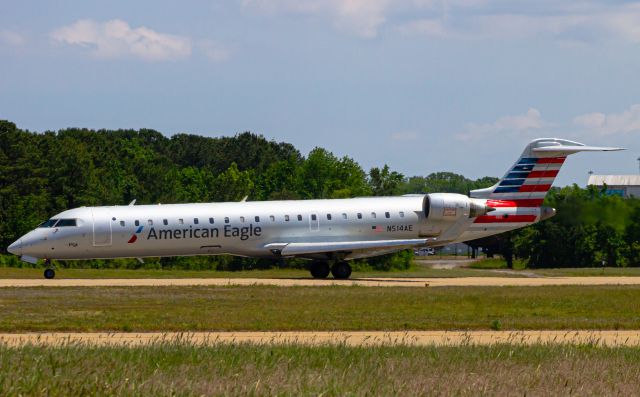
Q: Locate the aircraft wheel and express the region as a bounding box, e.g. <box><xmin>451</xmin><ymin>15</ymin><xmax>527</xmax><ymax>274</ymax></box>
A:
<box><xmin>44</xmin><ymin>268</ymin><xmax>55</xmax><ymax>279</ymax></box>
<box><xmin>331</xmin><ymin>261</ymin><xmax>352</xmax><ymax>280</ymax></box>
<box><xmin>310</xmin><ymin>261</ymin><xmax>330</xmax><ymax>279</ymax></box>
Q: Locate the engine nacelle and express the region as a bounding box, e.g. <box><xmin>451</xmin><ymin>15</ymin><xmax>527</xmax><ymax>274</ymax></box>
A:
<box><xmin>424</xmin><ymin>193</ymin><xmax>493</xmax><ymax>221</ymax></box>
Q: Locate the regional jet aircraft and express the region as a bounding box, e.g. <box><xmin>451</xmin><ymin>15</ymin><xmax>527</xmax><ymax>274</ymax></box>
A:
<box><xmin>7</xmin><ymin>138</ymin><xmax>621</xmax><ymax>279</ymax></box>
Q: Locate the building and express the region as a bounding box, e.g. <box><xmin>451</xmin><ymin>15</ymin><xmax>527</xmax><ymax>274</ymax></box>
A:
<box><xmin>587</xmin><ymin>175</ymin><xmax>640</xmax><ymax>198</ymax></box>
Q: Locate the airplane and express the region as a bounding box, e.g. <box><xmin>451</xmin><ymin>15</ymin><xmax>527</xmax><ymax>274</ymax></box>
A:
<box><xmin>6</xmin><ymin>138</ymin><xmax>622</xmax><ymax>279</ymax></box>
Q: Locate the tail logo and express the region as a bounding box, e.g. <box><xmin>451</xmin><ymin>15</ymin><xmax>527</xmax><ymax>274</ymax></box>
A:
<box><xmin>127</xmin><ymin>226</ymin><xmax>144</xmax><ymax>243</ymax></box>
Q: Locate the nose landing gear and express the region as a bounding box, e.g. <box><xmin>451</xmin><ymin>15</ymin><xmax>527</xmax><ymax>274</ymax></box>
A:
<box><xmin>43</xmin><ymin>259</ymin><xmax>55</xmax><ymax>279</ymax></box>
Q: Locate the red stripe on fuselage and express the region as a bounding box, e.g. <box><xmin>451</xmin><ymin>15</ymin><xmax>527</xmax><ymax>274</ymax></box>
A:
<box><xmin>474</xmin><ymin>215</ymin><xmax>537</xmax><ymax>223</ymax></box>
<box><xmin>527</xmin><ymin>170</ymin><xmax>559</xmax><ymax>178</ymax></box>
<box><xmin>536</xmin><ymin>157</ymin><xmax>566</xmax><ymax>164</ymax></box>
<box><xmin>518</xmin><ymin>184</ymin><xmax>551</xmax><ymax>192</ymax></box>
<box><xmin>486</xmin><ymin>199</ymin><xmax>544</xmax><ymax>208</ymax></box>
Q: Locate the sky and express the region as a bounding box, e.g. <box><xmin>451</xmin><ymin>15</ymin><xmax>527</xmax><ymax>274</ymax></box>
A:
<box><xmin>1</xmin><ymin>0</ymin><xmax>640</xmax><ymax>186</ymax></box>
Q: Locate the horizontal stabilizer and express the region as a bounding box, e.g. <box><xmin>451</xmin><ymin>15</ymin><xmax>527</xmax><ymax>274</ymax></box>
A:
<box><xmin>265</xmin><ymin>239</ymin><xmax>429</xmax><ymax>256</ymax></box>
<box><xmin>533</xmin><ymin>145</ymin><xmax>623</xmax><ymax>154</ymax></box>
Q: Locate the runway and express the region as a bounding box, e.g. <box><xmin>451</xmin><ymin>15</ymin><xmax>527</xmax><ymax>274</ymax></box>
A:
<box><xmin>2</xmin><ymin>276</ymin><xmax>640</xmax><ymax>288</ymax></box>
<box><xmin>2</xmin><ymin>330</ymin><xmax>640</xmax><ymax>347</ymax></box>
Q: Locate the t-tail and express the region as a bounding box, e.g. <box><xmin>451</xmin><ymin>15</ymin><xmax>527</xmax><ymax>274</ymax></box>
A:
<box><xmin>469</xmin><ymin>138</ymin><xmax>622</xmax><ymax>228</ymax></box>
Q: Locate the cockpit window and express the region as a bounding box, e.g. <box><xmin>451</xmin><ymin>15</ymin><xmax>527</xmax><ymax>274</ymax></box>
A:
<box><xmin>38</xmin><ymin>218</ymin><xmax>77</xmax><ymax>228</ymax></box>
<box><xmin>55</xmin><ymin>219</ymin><xmax>77</xmax><ymax>227</ymax></box>
<box><xmin>37</xmin><ymin>219</ymin><xmax>58</xmax><ymax>228</ymax></box>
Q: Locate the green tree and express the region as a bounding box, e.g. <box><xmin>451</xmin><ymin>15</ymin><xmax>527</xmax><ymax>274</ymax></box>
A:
<box><xmin>369</xmin><ymin>165</ymin><xmax>404</xmax><ymax>196</ymax></box>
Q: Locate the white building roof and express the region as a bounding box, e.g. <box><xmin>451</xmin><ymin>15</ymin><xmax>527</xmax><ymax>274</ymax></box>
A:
<box><xmin>588</xmin><ymin>175</ymin><xmax>640</xmax><ymax>186</ymax></box>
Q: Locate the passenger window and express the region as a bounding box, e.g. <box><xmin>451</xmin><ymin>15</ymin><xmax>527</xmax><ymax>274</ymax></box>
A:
<box><xmin>163</xmin><ymin>219</ymin><xmax>168</xmax><ymax>226</ymax></box>
<box><xmin>297</xmin><ymin>215</ymin><xmax>302</xmax><ymax>221</ymax></box>
<box><xmin>327</xmin><ymin>214</ymin><xmax>332</xmax><ymax>220</ymax></box>
<box><xmin>240</xmin><ymin>216</ymin><xmax>245</xmax><ymax>223</ymax></box>
<box><xmin>225</xmin><ymin>217</ymin><xmax>230</xmax><ymax>224</ymax></box>
<box><xmin>255</xmin><ymin>216</ymin><xmax>260</xmax><ymax>222</ymax></box>
<box><xmin>135</xmin><ymin>220</ymin><xmax>140</xmax><ymax>227</ymax></box>
<box><xmin>311</xmin><ymin>214</ymin><xmax>317</xmax><ymax>221</ymax></box>
<box><xmin>56</xmin><ymin>219</ymin><xmax>77</xmax><ymax>227</ymax></box>
<box><xmin>148</xmin><ymin>219</ymin><xmax>153</xmax><ymax>226</ymax></box>
<box><xmin>209</xmin><ymin>217</ymin><xmax>214</xmax><ymax>224</ymax></box>
<box><xmin>119</xmin><ymin>221</ymin><xmax>125</xmax><ymax>227</ymax></box>
<box><xmin>285</xmin><ymin>215</ymin><xmax>290</xmax><ymax>222</ymax></box>
<box><xmin>194</xmin><ymin>218</ymin><xmax>199</xmax><ymax>224</ymax></box>
<box><xmin>179</xmin><ymin>218</ymin><xmax>184</xmax><ymax>225</ymax></box>
<box><xmin>342</xmin><ymin>213</ymin><xmax>347</xmax><ymax>219</ymax></box>
<box><xmin>385</xmin><ymin>212</ymin><xmax>390</xmax><ymax>218</ymax></box>
<box><xmin>371</xmin><ymin>212</ymin><xmax>376</xmax><ymax>219</ymax></box>
<box><xmin>269</xmin><ymin>215</ymin><xmax>275</xmax><ymax>222</ymax></box>
<box><xmin>357</xmin><ymin>213</ymin><xmax>362</xmax><ymax>219</ymax></box>
<box><xmin>399</xmin><ymin>211</ymin><xmax>405</xmax><ymax>218</ymax></box>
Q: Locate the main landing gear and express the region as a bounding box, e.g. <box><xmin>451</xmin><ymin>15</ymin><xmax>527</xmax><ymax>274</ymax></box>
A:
<box><xmin>43</xmin><ymin>259</ymin><xmax>55</xmax><ymax>279</ymax></box>
<box><xmin>309</xmin><ymin>261</ymin><xmax>352</xmax><ymax>280</ymax></box>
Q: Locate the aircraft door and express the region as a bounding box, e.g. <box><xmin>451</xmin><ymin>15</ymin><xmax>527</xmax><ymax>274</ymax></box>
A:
<box><xmin>309</xmin><ymin>213</ymin><xmax>319</xmax><ymax>232</ymax></box>
<box><xmin>92</xmin><ymin>208</ymin><xmax>112</xmax><ymax>246</ymax></box>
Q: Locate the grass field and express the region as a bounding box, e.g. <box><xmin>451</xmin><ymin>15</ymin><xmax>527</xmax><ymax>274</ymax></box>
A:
<box><xmin>2</xmin><ymin>285</ymin><xmax>640</xmax><ymax>332</ymax></box>
<box><xmin>1</xmin><ymin>342</ymin><xmax>639</xmax><ymax>396</ymax></box>
<box><xmin>5</xmin><ymin>261</ymin><xmax>640</xmax><ymax>279</ymax></box>
<box><xmin>0</xmin><ymin>265</ymin><xmax>522</xmax><ymax>279</ymax></box>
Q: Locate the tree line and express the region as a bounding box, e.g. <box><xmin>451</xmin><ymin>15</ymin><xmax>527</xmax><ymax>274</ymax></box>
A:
<box><xmin>1</xmin><ymin>120</ymin><xmax>637</xmax><ymax>269</ymax></box>
<box><xmin>0</xmin><ymin>120</ymin><xmax>494</xmax><ymax>270</ymax></box>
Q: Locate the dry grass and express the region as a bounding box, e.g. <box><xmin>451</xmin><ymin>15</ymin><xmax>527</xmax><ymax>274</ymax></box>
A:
<box><xmin>1</xmin><ymin>342</ymin><xmax>640</xmax><ymax>396</ymax></box>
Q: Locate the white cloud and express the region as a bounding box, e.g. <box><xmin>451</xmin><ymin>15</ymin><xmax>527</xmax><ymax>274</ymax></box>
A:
<box><xmin>51</xmin><ymin>19</ymin><xmax>191</xmax><ymax>61</ymax></box>
<box><xmin>574</xmin><ymin>104</ymin><xmax>640</xmax><ymax>135</ymax></box>
<box><xmin>243</xmin><ymin>0</ymin><xmax>640</xmax><ymax>42</ymax></box>
<box><xmin>391</xmin><ymin>131</ymin><xmax>419</xmax><ymax>141</ymax></box>
<box><xmin>457</xmin><ymin>108</ymin><xmax>547</xmax><ymax>141</ymax></box>
<box><xmin>399</xmin><ymin>2</ymin><xmax>640</xmax><ymax>44</ymax></box>
<box><xmin>0</xmin><ymin>30</ymin><xmax>26</xmax><ymax>46</ymax></box>
<box><xmin>241</xmin><ymin>0</ymin><xmax>392</xmax><ymax>38</ymax></box>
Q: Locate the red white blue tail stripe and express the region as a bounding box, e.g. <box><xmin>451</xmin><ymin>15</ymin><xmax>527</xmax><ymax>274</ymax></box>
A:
<box><xmin>457</xmin><ymin>138</ymin><xmax>622</xmax><ymax>241</ymax></box>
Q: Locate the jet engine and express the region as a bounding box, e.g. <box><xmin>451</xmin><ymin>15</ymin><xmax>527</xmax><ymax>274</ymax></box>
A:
<box><xmin>424</xmin><ymin>193</ymin><xmax>494</xmax><ymax>221</ymax></box>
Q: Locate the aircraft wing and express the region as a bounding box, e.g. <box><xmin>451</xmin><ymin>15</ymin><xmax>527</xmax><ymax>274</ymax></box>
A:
<box><xmin>265</xmin><ymin>238</ymin><xmax>430</xmax><ymax>256</ymax></box>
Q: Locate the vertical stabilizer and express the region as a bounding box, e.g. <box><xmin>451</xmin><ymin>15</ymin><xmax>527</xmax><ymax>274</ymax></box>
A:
<box><xmin>470</xmin><ymin>138</ymin><xmax>623</xmax><ymax>206</ymax></box>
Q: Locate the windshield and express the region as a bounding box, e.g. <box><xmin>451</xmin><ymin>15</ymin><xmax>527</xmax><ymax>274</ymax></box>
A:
<box><xmin>37</xmin><ymin>219</ymin><xmax>58</xmax><ymax>228</ymax></box>
<box><xmin>56</xmin><ymin>219</ymin><xmax>77</xmax><ymax>227</ymax></box>
<box><xmin>37</xmin><ymin>218</ymin><xmax>77</xmax><ymax>228</ymax></box>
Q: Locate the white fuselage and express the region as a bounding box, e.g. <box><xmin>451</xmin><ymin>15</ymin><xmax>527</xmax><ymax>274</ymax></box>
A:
<box><xmin>8</xmin><ymin>195</ymin><xmax>537</xmax><ymax>262</ymax></box>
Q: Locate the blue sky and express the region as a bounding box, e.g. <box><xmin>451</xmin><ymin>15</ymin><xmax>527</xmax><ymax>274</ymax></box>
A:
<box><xmin>1</xmin><ymin>0</ymin><xmax>639</xmax><ymax>186</ymax></box>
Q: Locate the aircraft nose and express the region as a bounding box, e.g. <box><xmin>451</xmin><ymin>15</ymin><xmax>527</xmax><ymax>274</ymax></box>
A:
<box><xmin>7</xmin><ymin>239</ymin><xmax>23</xmax><ymax>256</ymax></box>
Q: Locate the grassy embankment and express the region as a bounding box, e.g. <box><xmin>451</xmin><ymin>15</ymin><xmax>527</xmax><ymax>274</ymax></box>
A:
<box><xmin>2</xmin><ymin>285</ymin><xmax>640</xmax><ymax>332</ymax></box>
<box><xmin>1</xmin><ymin>342</ymin><xmax>639</xmax><ymax>396</ymax></box>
